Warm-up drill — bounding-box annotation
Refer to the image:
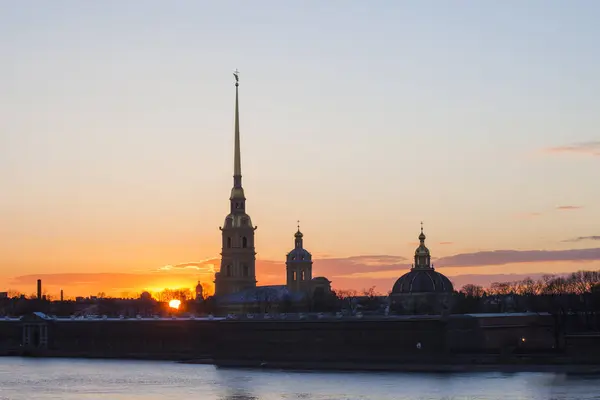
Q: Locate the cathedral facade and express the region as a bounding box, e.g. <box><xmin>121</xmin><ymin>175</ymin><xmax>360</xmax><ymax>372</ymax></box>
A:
<box><xmin>213</xmin><ymin>73</ymin><xmax>332</xmax><ymax>313</ymax></box>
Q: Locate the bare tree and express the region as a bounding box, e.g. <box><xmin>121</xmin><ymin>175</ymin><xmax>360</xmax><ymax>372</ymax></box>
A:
<box><xmin>461</xmin><ymin>284</ymin><xmax>485</xmax><ymax>297</ymax></box>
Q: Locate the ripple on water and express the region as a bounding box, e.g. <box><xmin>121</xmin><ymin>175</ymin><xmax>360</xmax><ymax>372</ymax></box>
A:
<box><xmin>0</xmin><ymin>358</ymin><xmax>599</xmax><ymax>400</ymax></box>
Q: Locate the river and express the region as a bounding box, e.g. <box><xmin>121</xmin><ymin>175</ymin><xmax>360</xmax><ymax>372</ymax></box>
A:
<box><xmin>0</xmin><ymin>358</ymin><xmax>598</xmax><ymax>399</ymax></box>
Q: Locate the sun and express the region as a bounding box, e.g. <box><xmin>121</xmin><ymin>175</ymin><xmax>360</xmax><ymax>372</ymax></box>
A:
<box><xmin>169</xmin><ymin>299</ymin><xmax>181</xmax><ymax>310</ymax></box>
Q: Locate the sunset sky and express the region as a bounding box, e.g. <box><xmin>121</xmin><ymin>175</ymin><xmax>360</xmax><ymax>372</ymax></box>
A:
<box><xmin>1</xmin><ymin>1</ymin><xmax>599</xmax><ymax>298</ymax></box>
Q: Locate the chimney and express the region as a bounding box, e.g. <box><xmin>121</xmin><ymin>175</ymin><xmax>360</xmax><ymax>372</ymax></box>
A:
<box><xmin>37</xmin><ymin>279</ymin><xmax>42</xmax><ymax>300</ymax></box>
<box><xmin>60</xmin><ymin>289</ymin><xmax>64</xmax><ymax>302</ymax></box>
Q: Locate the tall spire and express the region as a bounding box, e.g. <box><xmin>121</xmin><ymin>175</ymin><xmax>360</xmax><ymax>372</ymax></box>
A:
<box><xmin>233</xmin><ymin>69</ymin><xmax>241</xmax><ymax>188</ymax></box>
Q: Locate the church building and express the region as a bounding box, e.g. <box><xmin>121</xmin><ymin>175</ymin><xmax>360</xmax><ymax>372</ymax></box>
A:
<box><xmin>213</xmin><ymin>72</ymin><xmax>333</xmax><ymax>314</ymax></box>
<box><xmin>389</xmin><ymin>224</ymin><xmax>454</xmax><ymax>314</ymax></box>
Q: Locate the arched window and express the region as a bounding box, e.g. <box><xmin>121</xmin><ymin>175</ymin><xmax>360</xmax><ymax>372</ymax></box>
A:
<box><xmin>243</xmin><ymin>264</ymin><xmax>249</xmax><ymax>277</ymax></box>
<box><xmin>300</xmin><ymin>270</ymin><xmax>305</xmax><ymax>281</ymax></box>
<box><xmin>227</xmin><ymin>237</ymin><xmax>231</xmax><ymax>248</ymax></box>
<box><xmin>292</xmin><ymin>271</ymin><xmax>297</xmax><ymax>281</ymax></box>
<box><xmin>226</xmin><ymin>265</ymin><xmax>232</xmax><ymax>277</ymax></box>
<box><xmin>242</xmin><ymin>237</ymin><xmax>248</xmax><ymax>248</ymax></box>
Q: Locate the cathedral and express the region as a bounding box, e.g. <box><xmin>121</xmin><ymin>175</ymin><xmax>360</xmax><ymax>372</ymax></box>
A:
<box><xmin>389</xmin><ymin>223</ymin><xmax>454</xmax><ymax>314</ymax></box>
<box><xmin>213</xmin><ymin>72</ymin><xmax>333</xmax><ymax>313</ymax></box>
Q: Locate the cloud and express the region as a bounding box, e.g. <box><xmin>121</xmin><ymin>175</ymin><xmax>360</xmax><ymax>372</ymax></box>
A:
<box><xmin>439</xmin><ymin>242</ymin><xmax>454</xmax><ymax>245</ymax></box>
<box><xmin>435</xmin><ymin>248</ymin><xmax>600</xmax><ymax>267</ymax></box>
<box><xmin>563</xmin><ymin>236</ymin><xmax>600</xmax><ymax>243</ymax></box>
<box><xmin>157</xmin><ymin>261</ymin><xmax>217</xmax><ymax>274</ymax></box>
<box><xmin>256</xmin><ymin>255</ymin><xmax>410</xmax><ymax>283</ymax></box>
<box><xmin>6</xmin><ymin>248</ymin><xmax>600</xmax><ymax>297</ymax></box>
<box><xmin>556</xmin><ymin>205</ymin><xmax>583</xmax><ymax>211</ymax></box>
<box><xmin>544</xmin><ymin>141</ymin><xmax>600</xmax><ymax>157</ymax></box>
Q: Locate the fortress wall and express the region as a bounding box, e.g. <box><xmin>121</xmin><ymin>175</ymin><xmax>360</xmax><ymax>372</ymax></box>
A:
<box><xmin>0</xmin><ymin>321</ymin><xmax>21</xmax><ymax>354</ymax></box>
<box><xmin>48</xmin><ymin>320</ymin><xmax>218</xmax><ymax>359</ymax></box>
<box><xmin>214</xmin><ymin>318</ymin><xmax>449</xmax><ymax>364</ymax></box>
<box><xmin>0</xmin><ymin>313</ymin><xmax>567</xmax><ymax>363</ymax></box>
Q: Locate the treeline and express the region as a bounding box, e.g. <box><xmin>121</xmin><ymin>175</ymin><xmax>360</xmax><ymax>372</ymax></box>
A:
<box><xmin>460</xmin><ymin>270</ymin><xmax>600</xmax><ymax>297</ymax></box>
<box><xmin>454</xmin><ymin>270</ymin><xmax>600</xmax><ymax>322</ymax></box>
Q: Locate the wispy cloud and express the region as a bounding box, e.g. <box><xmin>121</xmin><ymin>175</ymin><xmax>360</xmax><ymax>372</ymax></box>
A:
<box><xmin>556</xmin><ymin>205</ymin><xmax>583</xmax><ymax>211</ymax></box>
<box><xmin>439</xmin><ymin>242</ymin><xmax>454</xmax><ymax>245</ymax></box>
<box><xmin>544</xmin><ymin>141</ymin><xmax>600</xmax><ymax>157</ymax></box>
<box><xmin>435</xmin><ymin>248</ymin><xmax>600</xmax><ymax>267</ymax></box>
<box><xmin>563</xmin><ymin>236</ymin><xmax>600</xmax><ymax>243</ymax></box>
<box><xmin>157</xmin><ymin>261</ymin><xmax>216</xmax><ymax>273</ymax></box>
<box><xmin>7</xmin><ymin>248</ymin><xmax>600</xmax><ymax>296</ymax></box>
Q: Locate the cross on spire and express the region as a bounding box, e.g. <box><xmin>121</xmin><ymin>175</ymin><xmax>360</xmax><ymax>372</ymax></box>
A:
<box><xmin>420</xmin><ymin>221</ymin><xmax>424</xmax><ymax>233</ymax></box>
<box><xmin>297</xmin><ymin>220</ymin><xmax>300</xmax><ymax>231</ymax></box>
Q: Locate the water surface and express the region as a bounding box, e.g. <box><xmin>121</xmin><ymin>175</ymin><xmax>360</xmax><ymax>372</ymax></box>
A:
<box><xmin>0</xmin><ymin>358</ymin><xmax>598</xmax><ymax>399</ymax></box>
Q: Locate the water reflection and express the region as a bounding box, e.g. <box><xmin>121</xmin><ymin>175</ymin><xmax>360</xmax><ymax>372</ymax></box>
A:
<box><xmin>0</xmin><ymin>358</ymin><xmax>599</xmax><ymax>400</ymax></box>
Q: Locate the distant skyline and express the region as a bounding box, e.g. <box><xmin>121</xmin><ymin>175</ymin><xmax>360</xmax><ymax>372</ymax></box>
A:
<box><xmin>1</xmin><ymin>1</ymin><xmax>599</xmax><ymax>297</ymax></box>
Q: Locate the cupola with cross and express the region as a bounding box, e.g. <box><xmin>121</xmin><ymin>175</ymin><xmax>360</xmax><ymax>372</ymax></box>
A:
<box><xmin>414</xmin><ymin>221</ymin><xmax>432</xmax><ymax>269</ymax></box>
<box><xmin>286</xmin><ymin>221</ymin><xmax>313</xmax><ymax>292</ymax></box>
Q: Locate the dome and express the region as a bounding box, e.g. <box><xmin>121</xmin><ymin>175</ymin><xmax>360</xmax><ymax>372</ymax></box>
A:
<box><xmin>295</xmin><ymin>230</ymin><xmax>303</xmax><ymax>239</ymax></box>
<box><xmin>392</xmin><ymin>269</ymin><xmax>453</xmax><ymax>294</ymax></box>
<box><xmin>287</xmin><ymin>247</ymin><xmax>311</xmax><ymax>261</ymax></box>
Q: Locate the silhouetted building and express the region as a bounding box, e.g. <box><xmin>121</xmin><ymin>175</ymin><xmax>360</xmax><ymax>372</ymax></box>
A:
<box><xmin>195</xmin><ymin>281</ymin><xmax>204</xmax><ymax>301</ymax></box>
<box><xmin>390</xmin><ymin>225</ymin><xmax>454</xmax><ymax>314</ymax></box>
<box><xmin>213</xmin><ymin>73</ymin><xmax>332</xmax><ymax>314</ymax></box>
<box><xmin>214</xmin><ymin>71</ymin><xmax>257</xmax><ymax>297</ymax></box>
<box><xmin>286</xmin><ymin>224</ymin><xmax>312</xmax><ymax>292</ymax></box>
<box><xmin>286</xmin><ymin>226</ymin><xmax>332</xmax><ymax>297</ymax></box>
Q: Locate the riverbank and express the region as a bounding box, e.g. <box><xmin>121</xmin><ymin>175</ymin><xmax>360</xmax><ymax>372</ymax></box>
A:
<box><xmin>184</xmin><ymin>358</ymin><xmax>600</xmax><ymax>374</ymax></box>
<box><xmin>3</xmin><ymin>353</ymin><xmax>600</xmax><ymax>374</ymax></box>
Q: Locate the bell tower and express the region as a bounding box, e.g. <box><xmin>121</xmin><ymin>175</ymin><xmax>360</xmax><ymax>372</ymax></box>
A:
<box><xmin>286</xmin><ymin>221</ymin><xmax>313</xmax><ymax>292</ymax></box>
<box><xmin>214</xmin><ymin>70</ymin><xmax>258</xmax><ymax>296</ymax></box>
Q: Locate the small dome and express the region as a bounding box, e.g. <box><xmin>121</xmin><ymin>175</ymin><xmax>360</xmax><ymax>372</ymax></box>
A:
<box><xmin>392</xmin><ymin>269</ymin><xmax>453</xmax><ymax>294</ymax></box>
<box><xmin>415</xmin><ymin>244</ymin><xmax>430</xmax><ymax>256</ymax></box>
<box><xmin>415</xmin><ymin>225</ymin><xmax>430</xmax><ymax>257</ymax></box>
<box><xmin>295</xmin><ymin>230</ymin><xmax>303</xmax><ymax>239</ymax></box>
<box><xmin>287</xmin><ymin>247</ymin><xmax>311</xmax><ymax>261</ymax></box>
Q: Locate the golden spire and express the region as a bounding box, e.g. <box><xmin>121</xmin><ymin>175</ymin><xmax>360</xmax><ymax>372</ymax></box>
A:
<box><xmin>419</xmin><ymin>221</ymin><xmax>426</xmax><ymax>242</ymax></box>
<box><xmin>295</xmin><ymin>220</ymin><xmax>303</xmax><ymax>238</ymax></box>
<box><xmin>233</xmin><ymin>69</ymin><xmax>241</xmax><ymax>184</ymax></box>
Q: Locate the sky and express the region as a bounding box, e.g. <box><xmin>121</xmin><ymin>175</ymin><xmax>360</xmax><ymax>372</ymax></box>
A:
<box><xmin>1</xmin><ymin>1</ymin><xmax>599</xmax><ymax>298</ymax></box>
